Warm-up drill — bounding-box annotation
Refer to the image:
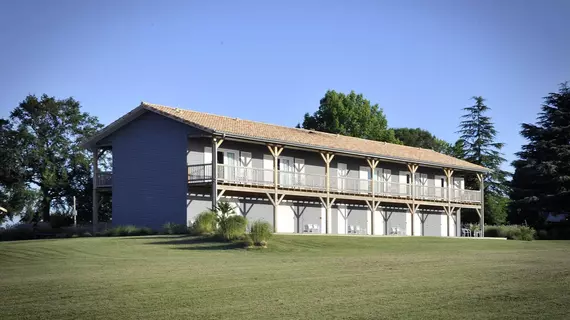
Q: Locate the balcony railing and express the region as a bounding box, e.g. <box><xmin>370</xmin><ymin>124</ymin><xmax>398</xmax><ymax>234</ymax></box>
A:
<box><xmin>96</xmin><ymin>171</ymin><xmax>112</xmax><ymax>187</ymax></box>
<box><xmin>188</xmin><ymin>163</ymin><xmax>213</xmax><ymax>183</ymax></box>
<box><xmin>187</xmin><ymin>164</ymin><xmax>481</xmax><ymax>203</ymax></box>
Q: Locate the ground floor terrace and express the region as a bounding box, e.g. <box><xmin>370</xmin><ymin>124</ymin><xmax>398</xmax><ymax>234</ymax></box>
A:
<box><xmin>185</xmin><ymin>184</ymin><xmax>480</xmax><ymax>237</ymax></box>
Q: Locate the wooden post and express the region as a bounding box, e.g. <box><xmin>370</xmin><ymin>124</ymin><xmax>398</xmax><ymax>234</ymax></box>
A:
<box><xmin>92</xmin><ymin>148</ymin><xmax>99</xmax><ymax>233</ymax></box>
<box><xmin>367</xmin><ymin>159</ymin><xmax>379</xmax><ymax>235</ymax></box>
<box><xmin>320</xmin><ymin>152</ymin><xmax>334</xmax><ymax>234</ymax></box>
<box><xmin>266</xmin><ymin>192</ymin><xmax>285</xmax><ymax>233</ymax></box>
<box><xmin>477</xmin><ymin>173</ymin><xmax>485</xmax><ymax>237</ymax></box>
<box><xmin>443</xmin><ymin>168</ymin><xmax>454</xmax><ymax>237</ymax></box>
<box><xmin>407</xmin><ymin>164</ymin><xmax>418</xmax><ymax>235</ymax></box>
<box><xmin>73</xmin><ymin>196</ymin><xmax>77</xmax><ymax>228</ymax></box>
<box><xmin>211</xmin><ymin>137</ymin><xmax>221</xmax><ymax>210</ymax></box>
<box><xmin>268</xmin><ymin>145</ymin><xmax>284</xmax><ymax>232</ymax></box>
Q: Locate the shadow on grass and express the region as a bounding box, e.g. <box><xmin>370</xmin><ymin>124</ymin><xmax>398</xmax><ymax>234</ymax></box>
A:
<box><xmin>145</xmin><ymin>235</ymin><xmax>245</xmax><ymax>251</ymax></box>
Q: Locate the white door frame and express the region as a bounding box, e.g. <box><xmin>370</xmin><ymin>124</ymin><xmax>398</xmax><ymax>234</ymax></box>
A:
<box><xmin>337</xmin><ymin>163</ymin><xmax>347</xmax><ymax>191</ymax></box>
<box><xmin>218</xmin><ymin>148</ymin><xmax>239</xmax><ymax>181</ymax></box>
<box><xmin>359</xmin><ymin>166</ymin><xmax>370</xmax><ymax>193</ymax></box>
<box><xmin>279</xmin><ymin>156</ymin><xmax>295</xmax><ymax>187</ymax></box>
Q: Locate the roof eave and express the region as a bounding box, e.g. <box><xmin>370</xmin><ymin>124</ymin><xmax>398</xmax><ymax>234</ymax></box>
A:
<box><xmin>217</xmin><ymin>131</ymin><xmax>490</xmax><ymax>173</ymax></box>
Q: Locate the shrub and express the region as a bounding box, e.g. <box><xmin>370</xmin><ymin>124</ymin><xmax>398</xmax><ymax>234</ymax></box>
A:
<box><xmin>517</xmin><ymin>226</ymin><xmax>536</xmax><ymax>241</ymax></box>
<box><xmin>50</xmin><ymin>213</ymin><xmax>73</xmax><ymax>229</ymax></box>
<box><xmin>218</xmin><ymin>215</ymin><xmax>247</xmax><ymax>241</ymax></box>
<box><xmin>82</xmin><ymin>232</ymin><xmax>93</xmax><ymax>237</ymax></box>
<box><xmin>0</xmin><ymin>225</ymin><xmax>35</xmax><ymax>241</ymax></box>
<box><xmin>102</xmin><ymin>225</ymin><xmax>155</xmax><ymax>237</ymax></box>
<box><xmin>162</xmin><ymin>222</ymin><xmax>189</xmax><ymax>235</ymax></box>
<box><xmin>240</xmin><ymin>235</ymin><xmax>254</xmax><ymax>248</ymax></box>
<box><xmin>192</xmin><ymin>211</ymin><xmax>218</xmax><ymax>235</ymax></box>
<box><xmin>249</xmin><ymin>220</ymin><xmax>273</xmax><ymax>246</ymax></box>
<box><xmin>484</xmin><ymin>225</ymin><xmax>535</xmax><ymax>241</ymax></box>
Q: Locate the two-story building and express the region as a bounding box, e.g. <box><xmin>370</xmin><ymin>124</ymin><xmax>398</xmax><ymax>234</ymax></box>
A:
<box><xmin>82</xmin><ymin>102</ymin><xmax>489</xmax><ymax>236</ymax></box>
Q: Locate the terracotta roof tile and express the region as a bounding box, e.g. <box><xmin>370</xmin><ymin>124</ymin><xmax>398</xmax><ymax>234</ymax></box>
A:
<box><xmin>142</xmin><ymin>102</ymin><xmax>487</xmax><ymax>172</ymax></box>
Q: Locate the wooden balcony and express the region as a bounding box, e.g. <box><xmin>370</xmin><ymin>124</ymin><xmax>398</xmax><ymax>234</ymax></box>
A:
<box><xmin>187</xmin><ymin>164</ymin><xmax>482</xmax><ymax>204</ymax></box>
<box><xmin>95</xmin><ymin>171</ymin><xmax>112</xmax><ymax>188</ymax></box>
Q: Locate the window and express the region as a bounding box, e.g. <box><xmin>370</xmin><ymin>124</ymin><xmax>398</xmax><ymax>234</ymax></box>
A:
<box><xmin>217</xmin><ymin>151</ymin><xmax>224</xmax><ymax>164</ymax></box>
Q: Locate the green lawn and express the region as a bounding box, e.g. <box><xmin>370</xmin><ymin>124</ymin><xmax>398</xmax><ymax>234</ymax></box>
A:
<box><xmin>1</xmin><ymin>235</ymin><xmax>569</xmax><ymax>320</ymax></box>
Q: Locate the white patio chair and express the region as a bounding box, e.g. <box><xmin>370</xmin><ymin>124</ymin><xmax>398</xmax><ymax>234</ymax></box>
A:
<box><xmin>390</xmin><ymin>227</ymin><xmax>397</xmax><ymax>235</ymax></box>
<box><xmin>461</xmin><ymin>228</ymin><xmax>471</xmax><ymax>237</ymax></box>
<box><xmin>355</xmin><ymin>226</ymin><xmax>361</xmax><ymax>234</ymax></box>
<box><xmin>348</xmin><ymin>225</ymin><xmax>355</xmax><ymax>234</ymax></box>
<box><xmin>303</xmin><ymin>225</ymin><xmax>310</xmax><ymax>233</ymax></box>
<box><xmin>474</xmin><ymin>230</ymin><xmax>482</xmax><ymax>237</ymax></box>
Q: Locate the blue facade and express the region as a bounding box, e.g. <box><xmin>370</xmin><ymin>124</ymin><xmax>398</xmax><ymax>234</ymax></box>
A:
<box><xmin>109</xmin><ymin>111</ymin><xmax>199</xmax><ymax>229</ymax></box>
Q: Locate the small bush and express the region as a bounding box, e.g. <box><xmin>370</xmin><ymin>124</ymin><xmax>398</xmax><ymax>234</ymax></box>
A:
<box><xmin>517</xmin><ymin>226</ymin><xmax>536</xmax><ymax>241</ymax></box>
<box><xmin>249</xmin><ymin>220</ymin><xmax>273</xmax><ymax>246</ymax></box>
<box><xmin>50</xmin><ymin>214</ymin><xmax>73</xmax><ymax>229</ymax></box>
<box><xmin>218</xmin><ymin>215</ymin><xmax>247</xmax><ymax>241</ymax></box>
<box><xmin>484</xmin><ymin>225</ymin><xmax>535</xmax><ymax>241</ymax></box>
<box><xmin>162</xmin><ymin>222</ymin><xmax>189</xmax><ymax>235</ymax></box>
<box><xmin>0</xmin><ymin>225</ymin><xmax>35</xmax><ymax>241</ymax></box>
<box><xmin>102</xmin><ymin>225</ymin><xmax>155</xmax><ymax>237</ymax></box>
<box><xmin>192</xmin><ymin>211</ymin><xmax>218</xmax><ymax>235</ymax></box>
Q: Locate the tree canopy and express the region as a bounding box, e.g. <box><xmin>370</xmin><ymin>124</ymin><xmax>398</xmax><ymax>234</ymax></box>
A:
<box><xmin>300</xmin><ymin>90</ymin><xmax>399</xmax><ymax>143</ymax></box>
<box><xmin>0</xmin><ymin>95</ymin><xmax>103</xmax><ymax>222</ymax></box>
<box><xmin>457</xmin><ymin>96</ymin><xmax>510</xmax><ymax>224</ymax></box>
<box><xmin>393</xmin><ymin>128</ymin><xmax>452</xmax><ymax>154</ymax></box>
<box><xmin>510</xmin><ymin>83</ymin><xmax>570</xmax><ymax>226</ymax></box>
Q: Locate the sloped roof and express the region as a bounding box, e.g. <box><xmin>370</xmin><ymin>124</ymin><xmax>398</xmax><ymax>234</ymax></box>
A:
<box><xmin>140</xmin><ymin>102</ymin><xmax>487</xmax><ymax>172</ymax></box>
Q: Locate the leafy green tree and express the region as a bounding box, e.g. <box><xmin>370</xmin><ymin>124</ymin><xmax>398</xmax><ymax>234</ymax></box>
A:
<box><xmin>5</xmin><ymin>94</ymin><xmax>103</xmax><ymax>221</ymax></box>
<box><xmin>458</xmin><ymin>96</ymin><xmax>510</xmax><ymax>224</ymax></box>
<box><xmin>485</xmin><ymin>194</ymin><xmax>509</xmax><ymax>225</ymax></box>
<box><xmin>393</xmin><ymin>128</ymin><xmax>452</xmax><ymax>154</ymax></box>
<box><xmin>510</xmin><ymin>83</ymin><xmax>570</xmax><ymax>226</ymax></box>
<box><xmin>449</xmin><ymin>139</ymin><xmax>467</xmax><ymax>159</ymax></box>
<box><xmin>300</xmin><ymin>90</ymin><xmax>399</xmax><ymax>143</ymax></box>
<box><xmin>0</xmin><ymin>118</ymin><xmax>31</xmax><ymax>222</ymax></box>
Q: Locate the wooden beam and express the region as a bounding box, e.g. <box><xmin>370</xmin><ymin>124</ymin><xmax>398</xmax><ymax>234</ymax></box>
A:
<box><xmin>92</xmin><ymin>148</ymin><xmax>99</xmax><ymax>233</ymax></box>
<box><xmin>276</xmin><ymin>194</ymin><xmax>285</xmax><ymax>205</ymax></box>
<box><xmin>267</xmin><ymin>145</ymin><xmax>276</xmax><ymax>157</ymax></box>
<box><xmin>365</xmin><ymin>200</ymin><xmax>373</xmax><ymax>211</ymax></box>
<box><xmin>407</xmin><ymin>163</ymin><xmax>418</xmax><ymax>174</ymax></box>
<box><xmin>476</xmin><ymin>173</ymin><xmax>484</xmax><ymax>183</ymax></box>
<box><xmin>215</xmin><ymin>138</ymin><xmax>224</xmax><ymax>148</ymax></box>
<box><xmin>443</xmin><ymin>168</ymin><xmax>454</xmax><ymax>179</ymax></box>
<box><xmin>318</xmin><ymin>197</ymin><xmax>327</xmax><ymax>208</ymax></box>
<box><xmin>330</xmin><ymin>198</ymin><xmax>336</xmax><ymax>207</ymax></box>
<box><xmin>216</xmin><ymin>189</ymin><xmax>226</xmax><ymax>201</ymax></box>
<box><xmin>475</xmin><ymin>208</ymin><xmax>481</xmax><ymax>218</ymax></box>
<box><xmin>266</xmin><ymin>192</ymin><xmax>276</xmax><ymax>206</ymax></box>
<box><xmin>373</xmin><ymin>201</ymin><xmax>381</xmax><ymax>212</ymax></box>
<box><xmin>275</xmin><ymin>146</ymin><xmax>284</xmax><ymax>157</ymax></box>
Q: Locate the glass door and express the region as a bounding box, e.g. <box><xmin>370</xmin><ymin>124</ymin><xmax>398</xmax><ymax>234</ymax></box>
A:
<box><xmin>225</xmin><ymin>151</ymin><xmax>237</xmax><ymax>182</ymax></box>
<box><xmin>279</xmin><ymin>157</ymin><xmax>294</xmax><ymax>187</ymax></box>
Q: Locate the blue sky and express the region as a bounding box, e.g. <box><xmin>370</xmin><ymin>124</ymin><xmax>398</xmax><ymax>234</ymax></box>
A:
<box><xmin>1</xmin><ymin>0</ymin><xmax>569</xmax><ymax>171</ymax></box>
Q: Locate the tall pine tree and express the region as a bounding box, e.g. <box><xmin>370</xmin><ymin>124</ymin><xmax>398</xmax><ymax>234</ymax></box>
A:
<box><xmin>458</xmin><ymin>96</ymin><xmax>510</xmax><ymax>224</ymax></box>
<box><xmin>510</xmin><ymin>83</ymin><xmax>570</xmax><ymax>226</ymax></box>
